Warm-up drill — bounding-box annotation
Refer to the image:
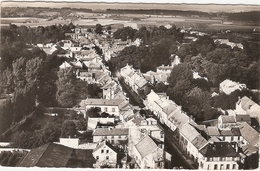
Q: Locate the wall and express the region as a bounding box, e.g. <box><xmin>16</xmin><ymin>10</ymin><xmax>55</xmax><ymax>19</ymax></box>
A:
<box><xmin>93</xmin><ymin>145</ymin><xmax>117</xmax><ymax>165</ymax></box>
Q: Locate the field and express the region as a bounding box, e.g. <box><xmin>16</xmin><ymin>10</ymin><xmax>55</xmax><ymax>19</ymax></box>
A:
<box><xmin>1</xmin><ymin>15</ymin><xmax>259</xmax><ymax>33</ymax></box>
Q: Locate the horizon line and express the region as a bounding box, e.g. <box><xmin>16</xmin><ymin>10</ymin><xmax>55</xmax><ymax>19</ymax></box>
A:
<box><xmin>1</xmin><ymin>0</ymin><xmax>260</xmax><ymax>6</ymax></box>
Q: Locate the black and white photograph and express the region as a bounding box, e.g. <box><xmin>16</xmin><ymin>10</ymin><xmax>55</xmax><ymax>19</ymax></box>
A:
<box><xmin>0</xmin><ymin>0</ymin><xmax>259</xmax><ymax>170</ymax></box>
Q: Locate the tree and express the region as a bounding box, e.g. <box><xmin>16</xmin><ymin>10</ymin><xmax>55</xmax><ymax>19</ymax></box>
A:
<box><xmin>56</xmin><ymin>68</ymin><xmax>77</xmax><ymax>107</ymax></box>
<box><xmin>95</xmin><ymin>24</ymin><xmax>103</xmax><ymax>34</ymax></box>
<box><xmin>86</xmin><ymin>107</ymin><xmax>101</xmax><ymax>118</ymax></box>
<box><xmin>11</xmin><ymin>131</ymin><xmax>34</xmax><ymax>148</ymax></box>
<box><xmin>61</xmin><ymin>120</ymin><xmax>77</xmax><ymax>138</ymax></box>
<box><xmin>76</xmin><ymin>119</ymin><xmax>87</xmax><ymax>131</ymax></box>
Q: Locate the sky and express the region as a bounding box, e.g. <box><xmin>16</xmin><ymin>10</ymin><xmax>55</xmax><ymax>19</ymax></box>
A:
<box><xmin>1</xmin><ymin>0</ymin><xmax>260</xmax><ymax>5</ymax></box>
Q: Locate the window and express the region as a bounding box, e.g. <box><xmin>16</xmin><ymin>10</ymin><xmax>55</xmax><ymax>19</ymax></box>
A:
<box><xmin>106</xmin><ymin>156</ymin><xmax>109</xmax><ymax>160</ymax></box>
<box><xmin>101</xmin><ymin>150</ymin><xmax>104</xmax><ymax>153</ymax></box>
<box><xmin>232</xmin><ymin>164</ymin><xmax>236</xmax><ymax>169</ymax></box>
<box><xmin>106</xmin><ymin>150</ymin><xmax>109</xmax><ymax>153</ymax></box>
<box><xmin>226</xmin><ymin>164</ymin><xmax>230</xmax><ymax>169</ymax></box>
<box><xmin>104</xmin><ymin>107</ymin><xmax>108</xmax><ymax>112</ymax></box>
<box><xmin>214</xmin><ymin>164</ymin><xmax>217</xmax><ymax>170</ymax></box>
<box><xmin>112</xmin><ymin>108</ymin><xmax>115</xmax><ymax>112</ymax></box>
<box><xmin>220</xmin><ymin>164</ymin><xmax>224</xmax><ymax>170</ymax></box>
<box><xmin>231</xmin><ymin>136</ymin><xmax>234</xmax><ymax>141</ymax></box>
<box><xmin>96</xmin><ymin>156</ymin><xmax>99</xmax><ymax>160</ymax></box>
<box><xmin>111</xmin><ymin>136</ymin><xmax>114</xmax><ymax>139</ymax></box>
<box><xmin>238</xmin><ymin>136</ymin><xmax>240</xmax><ymax>141</ymax></box>
<box><xmin>119</xmin><ymin>135</ymin><xmax>121</xmax><ymax>139</ymax></box>
<box><xmin>223</xmin><ymin>136</ymin><xmax>225</xmax><ymax>141</ymax></box>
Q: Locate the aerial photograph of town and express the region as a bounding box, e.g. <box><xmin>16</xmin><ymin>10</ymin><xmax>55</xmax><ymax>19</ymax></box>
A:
<box><xmin>0</xmin><ymin>0</ymin><xmax>259</xmax><ymax>170</ymax></box>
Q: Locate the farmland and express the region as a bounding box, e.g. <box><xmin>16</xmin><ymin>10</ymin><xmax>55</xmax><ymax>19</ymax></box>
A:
<box><xmin>1</xmin><ymin>13</ymin><xmax>260</xmax><ymax>33</ymax></box>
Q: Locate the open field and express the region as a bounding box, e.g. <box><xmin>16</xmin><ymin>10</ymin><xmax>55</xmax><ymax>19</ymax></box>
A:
<box><xmin>1</xmin><ymin>16</ymin><xmax>259</xmax><ymax>33</ymax></box>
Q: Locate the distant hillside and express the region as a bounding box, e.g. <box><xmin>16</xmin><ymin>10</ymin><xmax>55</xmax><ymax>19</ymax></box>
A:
<box><xmin>226</xmin><ymin>11</ymin><xmax>260</xmax><ymax>22</ymax></box>
<box><xmin>106</xmin><ymin>9</ymin><xmax>211</xmax><ymax>17</ymax></box>
<box><xmin>2</xmin><ymin>2</ymin><xmax>260</xmax><ymax>13</ymax></box>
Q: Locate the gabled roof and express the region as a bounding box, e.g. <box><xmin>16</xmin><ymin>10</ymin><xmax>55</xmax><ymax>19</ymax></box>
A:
<box><xmin>199</xmin><ymin>142</ymin><xmax>240</xmax><ymax>157</ymax></box>
<box><xmin>163</xmin><ymin>103</ymin><xmax>178</xmax><ymax>116</ymax></box>
<box><xmin>180</xmin><ymin>123</ymin><xmax>200</xmax><ymax>142</ymax></box>
<box><xmin>238</xmin><ymin>122</ymin><xmax>259</xmax><ymax>147</ymax></box>
<box><xmin>85</xmin><ymin>98</ymin><xmax>124</xmax><ymax>106</ymax></box>
<box><xmin>19</xmin><ymin>143</ymin><xmax>73</xmax><ymax>167</ymax></box>
<box><xmin>219</xmin><ymin>115</ymin><xmax>236</xmax><ymax>123</ymax></box>
<box><xmin>92</xmin><ymin>140</ymin><xmax>118</xmax><ymax>154</ymax></box>
<box><xmin>242</xmin><ymin>144</ymin><xmax>259</xmax><ymax>156</ymax></box>
<box><xmin>220</xmin><ymin>128</ymin><xmax>241</xmax><ymax>136</ymax></box>
<box><xmin>169</xmin><ymin>111</ymin><xmax>189</xmax><ymax>129</ymax></box>
<box><xmin>206</xmin><ymin>126</ymin><xmax>220</xmax><ymax>136</ymax></box>
<box><xmin>92</xmin><ymin>128</ymin><xmax>129</xmax><ymax>136</ymax></box>
<box><xmin>135</xmin><ymin>135</ymin><xmax>158</xmax><ymax>158</ymax></box>
<box><xmin>237</xmin><ymin>96</ymin><xmax>258</xmax><ymax>111</ymax></box>
<box><xmin>236</xmin><ymin>114</ymin><xmax>251</xmax><ymax>123</ymax></box>
<box><xmin>191</xmin><ymin>134</ymin><xmax>208</xmax><ymax>150</ymax></box>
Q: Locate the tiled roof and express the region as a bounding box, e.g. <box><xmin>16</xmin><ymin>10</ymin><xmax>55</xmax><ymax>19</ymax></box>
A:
<box><xmin>169</xmin><ymin>111</ymin><xmax>189</xmax><ymax>129</ymax></box>
<box><xmin>219</xmin><ymin>115</ymin><xmax>236</xmax><ymax>123</ymax></box>
<box><xmin>238</xmin><ymin>96</ymin><xmax>257</xmax><ymax>110</ymax></box>
<box><xmin>180</xmin><ymin>123</ymin><xmax>200</xmax><ymax>142</ymax></box>
<box><xmin>220</xmin><ymin>128</ymin><xmax>241</xmax><ymax>136</ymax></box>
<box><xmin>242</xmin><ymin>144</ymin><xmax>259</xmax><ymax>156</ymax></box>
<box><xmin>206</xmin><ymin>126</ymin><xmax>220</xmax><ymax>136</ymax></box>
<box><xmin>92</xmin><ymin>128</ymin><xmax>129</xmax><ymax>136</ymax></box>
<box><xmin>191</xmin><ymin>134</ymin><xmax>208</xmax><ymax>149</ymax></box>
<box><xmin>163</xmin><ymin>104</ymin><xmax>178</xmax><ymax>116</ymax></box>
<box><xmin>236</xmin><ymin>114</ymin><xmax>251</xmax><ymax>122</ymax></box>
<box><xmin>19</xmin><ymin>143</ymin><xmax>73</xmax><ymax>167</ymax></box>
<box><xmin>199</xmin><ymin>142</ymin><xmax>240</xmax><ymax>157</ymax></box>
<box><xmin>85</xmin><ymin>98</ymin><xmax>124</xmax><ymax>106</ymax></box>
<box><xmin>238</xmin><ymin>122</ymin><xmax>259</xmax><ymax>147</ymax></box>
<box><xmin>135</xmin><ymin>135</ymin><xmax>158</xmax><ymax>158</ymax></box>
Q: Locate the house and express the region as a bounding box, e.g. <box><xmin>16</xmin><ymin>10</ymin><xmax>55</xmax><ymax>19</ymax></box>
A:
<box><xmin>235</xmin><ymin>96</ymin><xmax>260</xmax><ymax>122</ymax></box>
<box><xmin>198</xmin><ymin>142</ymin><xmax>240</xmax><ymax>170</ymax></box>
<box><xmin>87</xmin><ymin>117</ymin><xmax>115</xmax><ymax>131</ymax></box>
<box><xmin>133</xmin><ymin>135</ymin><xmax>166</xmax><ymax>169</ymax></box>
<box><xmin>101</xmin><ymin>80</ymin><xmax>119</xmax><ymax>99</ymax></box>
<box><xmin>120</xmin><ymin>64</ymin><xmax>148</xmax><ymax>93</ymax></box>
<box><xmin>92</xmin><ymin>140</ymin><xmax>118</xmax><ymax>168</ymax></box>
<box><xmin>85</xmin><ymin>98</ymin><xmax>125</xmax><ymax>116</ymax></box>
<box><xmin>238</xmin><ymin>122</ymin><xmax>259</xmax><ymax>147</ymax></box>
<box><xmin>217</xmin><ymin>115</ymin><xmax>236</xmax><ymax>129</ymax></box>
<box><xmin>92</xmin><ymin>127</ymin><xmax>129</xmax><ymax>145</ymax></box>
<box><xmin>218</xmin><ymin>128</ymin><xmax>242</xmax><ymax>143</ymax></box>
<box><xmin>59</xmin><ymin>61</ymin><xmax>72</xmax><ymax>69</ymax></box>
<box><xmin>219</xmin><ymin>79</ymin><xmax>246</xmax><ymax>95</ymax></box>
<box><xmin>18</xmin><ymin>143</ymin><xmax>95</xmax><ymax>168</ymax></box>
<box><xmin>179</xmin><ymin>123</ymin><xmax>208</xmax><ymax>163</ymax></box>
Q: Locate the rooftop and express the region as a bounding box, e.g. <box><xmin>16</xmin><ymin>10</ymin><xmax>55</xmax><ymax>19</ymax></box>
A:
<box><xmin>237</xmin><ymin>96</ymin><xmax>259</xmax><ymax>111</ymax></box>
<box><xmin>199</xmin><ymin>142</ymin><xmax>240</xmax><ymax>157</ymax></box>
<box><xmin>19</xmin><ymin>143</ymin><xmax>72</xmax><ymax>167</ymax></box>
<box><xmin>92</xmin><ymin>128</ymin><xmax>129</xmax><ymax>136</ymax></box>
<box><xmin>220</xmin><ymin>128</ymin><xmax>241</xmax><ymax>136</ymax></box>
<box><xmin>85</xmin><ymin>98</ymin><xmax>124</xmax><ymax>106</ymax></box>
<box><xmin>18</xmin><ymin>143</ymin><xmax>95</xmax><ymax>167</ymax></box>
<box><xmin>135</xmin><ymin>135</ymin><xmax>158</xmax><ymax>158</ymax></box>
<box><xmin>206</xmin><ymin>126</ymin><xmax>220</xmax><ymax>136</ymax></box>
<box><xmin>93</xmin><ymin>140</ymin><xmax>118</xmax><ymax>154</ymax></box>
<box><xmin>238</xmin><ymin>122</ymin><xmax>259</xmax><ymax>147</ymax></box>
<box><xmin>219</xmin><ymin>115</ymin><xmax>236</xmax><ymax>123</ymax></box>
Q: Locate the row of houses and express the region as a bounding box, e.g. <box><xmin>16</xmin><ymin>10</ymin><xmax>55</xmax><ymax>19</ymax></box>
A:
<box><xmin>144</xmin><ymin>90</ymin><xmax>259</xmax><ymax>170</ymax></box>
